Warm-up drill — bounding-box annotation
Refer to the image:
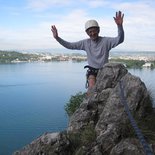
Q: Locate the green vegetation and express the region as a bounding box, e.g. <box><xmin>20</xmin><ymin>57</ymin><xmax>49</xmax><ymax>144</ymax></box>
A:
<box><xmin>151</xmin><ymin>60</ymin><xmax>155</xmax><ymax>68</ymax></box>
<box><xmin>110</xmin><ymin>58</ymin><xmax>155</xmax><ymax>69</ymax></box>
<box><xmin>65</xmin><ymin>92</ymin><xmax>96</xmax><ymax>154</ymax></box>
<box><xmin>118</xmin><ymin>92</ymin><xmax>155</xmax><ymax>145</ymax></box>
<box><xmin>1</xmin><ymin>50</ymin><xmax>155</xmax><ymax>69</ymax></box>
<box><xmin>0</xmin><ymin>50</ymin><xmax>41</xmax><ymax>63</ymax></box>
<box><xmin>80</xmin><ymin>124</ymin><xmax>96</xmax><ymax>145</ymax></box>
<box><xmin>136</xmin><ymin>92</ymin><xmax>155</xmax><ymax>144</ymax></box>
<box><xmin>64</xmin><ymin>92</ymin><xmax>85</xmax><ymax>117</ymax></box>
<box><xmin>68</xmin><ymin>124</ymin><xmax>96</xmax><ymax>155</ymax></box>
<box><xmin>110</xmin><ymin>58</ymin><xmax>146</xmax><ymax>68</ymax></box>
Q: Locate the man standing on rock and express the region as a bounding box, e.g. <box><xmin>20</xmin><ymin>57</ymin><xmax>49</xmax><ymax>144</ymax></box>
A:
<box><xmin>51</xmin><ymin>11</ymin><xmax>124</xmax><ymax>94</ymax></box>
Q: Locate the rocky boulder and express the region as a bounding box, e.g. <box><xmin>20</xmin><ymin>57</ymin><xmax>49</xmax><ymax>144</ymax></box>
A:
<box><xmin>13</xmin><ymin>63</ymin><xmax>155</xmax><ymax>155</ymax></box>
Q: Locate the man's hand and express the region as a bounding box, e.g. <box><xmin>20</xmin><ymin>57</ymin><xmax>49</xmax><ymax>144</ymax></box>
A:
<box><xmin>51</xmin><ymin>25</ymin><xmax>58</xmax><ymax>39</ymax></box>
<box><xmin>113</xmin><ymin>11</ymin><xmax>124</xmax><ymax>25</ymax></box>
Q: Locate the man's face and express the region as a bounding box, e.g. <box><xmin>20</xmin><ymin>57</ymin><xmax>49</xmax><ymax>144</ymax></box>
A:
<box><xmin>86</xmin><ymin>27</ymin><xmax>99</xmax><ymax>41</ymax></box>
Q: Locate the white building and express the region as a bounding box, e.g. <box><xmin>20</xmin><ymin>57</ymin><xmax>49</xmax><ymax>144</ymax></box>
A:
<box><xmin>142</xmin><ymin>62</ymin><xmax>153</xmax><ymax>68</ymax></box>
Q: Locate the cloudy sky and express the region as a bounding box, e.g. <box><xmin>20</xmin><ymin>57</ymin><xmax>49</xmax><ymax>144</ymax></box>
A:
<box><xmin>0</xmin><ymin>0</ymin><xmax>155</xmax><ymax>52</ymax></box>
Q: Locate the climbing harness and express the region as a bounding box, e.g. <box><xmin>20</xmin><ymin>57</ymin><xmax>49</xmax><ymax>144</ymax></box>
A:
<box><xmin>119</xmin><ymin>80</ymin><xmax>154</xmax><ymax>155</ymax></box>
<box><xmin>84</xmin><ymin>65</ymin><xmax>99</xmax><ymax>88</ymax></box>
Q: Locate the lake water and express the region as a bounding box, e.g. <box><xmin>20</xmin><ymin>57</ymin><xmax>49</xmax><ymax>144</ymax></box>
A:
<box><xmin>0</xmin><ymin>61</ymin><xmax>155</xmax><ymax>155</ymax></box>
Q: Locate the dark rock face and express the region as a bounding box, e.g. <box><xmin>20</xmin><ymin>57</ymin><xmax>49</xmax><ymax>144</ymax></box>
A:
<box><xmin>13</xmin><ymin>63</ymin><xmax>154</xmax><ymax>155</ymax></box>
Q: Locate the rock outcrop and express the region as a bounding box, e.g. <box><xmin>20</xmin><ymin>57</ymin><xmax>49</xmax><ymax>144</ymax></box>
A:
<box><xmin>13</xmin><ymin>63</ymin><xmax>155</xmax><ymax>155</ymax></box>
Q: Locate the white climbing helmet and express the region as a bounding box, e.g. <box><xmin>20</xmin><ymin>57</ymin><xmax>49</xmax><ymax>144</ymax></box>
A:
<box><xmin>85</xmin><ymin>20</ymin><xmax>99</xmax><ymax>31</ymax></box>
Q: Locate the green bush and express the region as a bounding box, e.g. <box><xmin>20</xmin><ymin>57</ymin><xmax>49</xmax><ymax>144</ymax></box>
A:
<box><xmin>81</xmin><ymin>124</ymin><xmax>96</xmax><ymax>145</ymax></box>
<box><xmin>110</xmin><ymin>59</ymin><xmax>145</xmax><ymax>68</ymax></box>
<box><xmin>65</xmin><ymin>92</ymin><xmax>85</xmax><ymax>117</ymax></box>
<box><xmin>68</xmin><ymin>124</ymin><xmax>96</xmax><ymax>155</ymax></box>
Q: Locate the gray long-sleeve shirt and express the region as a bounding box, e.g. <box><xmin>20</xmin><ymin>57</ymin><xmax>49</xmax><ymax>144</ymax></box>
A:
<box><xmin>56</xmin><ymin>25</ymin><xmax>124</xmax><ymax>69</ymax></box>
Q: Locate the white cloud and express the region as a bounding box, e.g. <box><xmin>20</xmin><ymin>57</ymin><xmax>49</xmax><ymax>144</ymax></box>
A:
<box><xmin>0</xmin><ymin>8</ymin><xmax>90</xmax><ymax>50</ymax></box>
<box><xmin>108</xmin><ymin>1</ymin><xmax>155</xmax><ymax>51</ymax></box>
<box><xmin>26</xmin><ymin>0</ymin><xmax>71</xmax><ymax>11</ymax></box>
<box><xmin>51</xmin><ymin>9</ymin><xmax>89</xmax><ymax>40</ymax></box>
<box><xmin>0</xmin><ymin>0</ymin><xmax>155</xmax><ymax>51</ymax></box>
<box><xmin>0</xmin><ymin>23</ymin><xmax>51</xmax><ymax>50</ymax></box>
<box><xmin>87</xmin><ymin>0</ymin><xmax>109</xmax><ymax>8</ymax></box>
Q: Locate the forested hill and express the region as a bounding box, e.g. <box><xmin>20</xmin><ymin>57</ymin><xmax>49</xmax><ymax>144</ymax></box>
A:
<box><xmin>1</xmin><ymin>50</ymin><xmax>155</xmax><ymax>69</ymax></box>
<box><xmin>0</xmin><ymin>51</ymin><xmax>41</xmax><ymax>63</ymax></box>
<box><xmin>0</xmin><ymin>50</ymin><xmax>87</xmax><ymax>63</ymax></box>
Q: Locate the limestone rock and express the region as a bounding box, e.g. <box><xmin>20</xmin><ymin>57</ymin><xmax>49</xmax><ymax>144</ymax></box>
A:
<box><xmin>13</xmin><ymin>63</ymin><xmax>155</xmax><ymax>155</ymax></box>
<box><xmin>13</xmin><ymin>132</ymin><xmax>71</xmax><ymax>155</ymax></box>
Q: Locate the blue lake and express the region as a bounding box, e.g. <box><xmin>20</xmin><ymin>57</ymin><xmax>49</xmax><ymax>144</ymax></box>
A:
<box><xmin>0</xmin><ymin>61</ymin><xmax>155</xmax><ymax>155</ymax></box>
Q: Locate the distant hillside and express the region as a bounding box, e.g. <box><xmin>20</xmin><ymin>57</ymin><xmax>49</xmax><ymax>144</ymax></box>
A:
<box><xmin>0</xmin><ymin>50</ymin><xmax>155</xmax><ymax>69</ymax></box>
<box><xmin>0</xmin><ymin>50</ymin><xmax>87</xmax><ymax>63</ymax></box>
<box><xmin>0</xmin><ymin>50</ymin><xmax>41</xmax><ymax>63</ymax></box>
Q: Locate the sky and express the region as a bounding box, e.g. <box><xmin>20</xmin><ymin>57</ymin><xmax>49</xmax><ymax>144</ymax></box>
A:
<box><xmin>0</xmin><ymin>0</ymin><xmax>155</xmax><ymax>52</ymax></box>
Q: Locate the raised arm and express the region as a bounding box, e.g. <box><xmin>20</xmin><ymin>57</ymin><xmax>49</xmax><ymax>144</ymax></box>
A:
<box><xmin>51</xmin><ymin>25</ymin><xmax>58</xmax><ymax>39</ymax></box>
<box><xmin>50</xmin><ymin>25</ymin><xmax>85</xmax><ymax>50</ymax></box>
<box><xmin>106</xmin><ymin>11</ymin><xmax>124</xmax><ymax>48</ymax></box>
<box><xmin>113</xmin><ymin>11</ymin><xmax>124</xmax><ymax>26</ymax></box>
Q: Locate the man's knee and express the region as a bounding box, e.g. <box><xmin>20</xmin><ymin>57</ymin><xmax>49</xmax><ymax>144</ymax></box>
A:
<box><xmin>88</xmin><ymin>75</ymin><xmax>96</xmax><ymax>88</ymax></box>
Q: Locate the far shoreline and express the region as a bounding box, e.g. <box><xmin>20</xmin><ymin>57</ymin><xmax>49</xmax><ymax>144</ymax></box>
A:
<box><xmin>0</xmin><ymin>50</ymin><xmax>155</xmax><ymax>69</ymax></box>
